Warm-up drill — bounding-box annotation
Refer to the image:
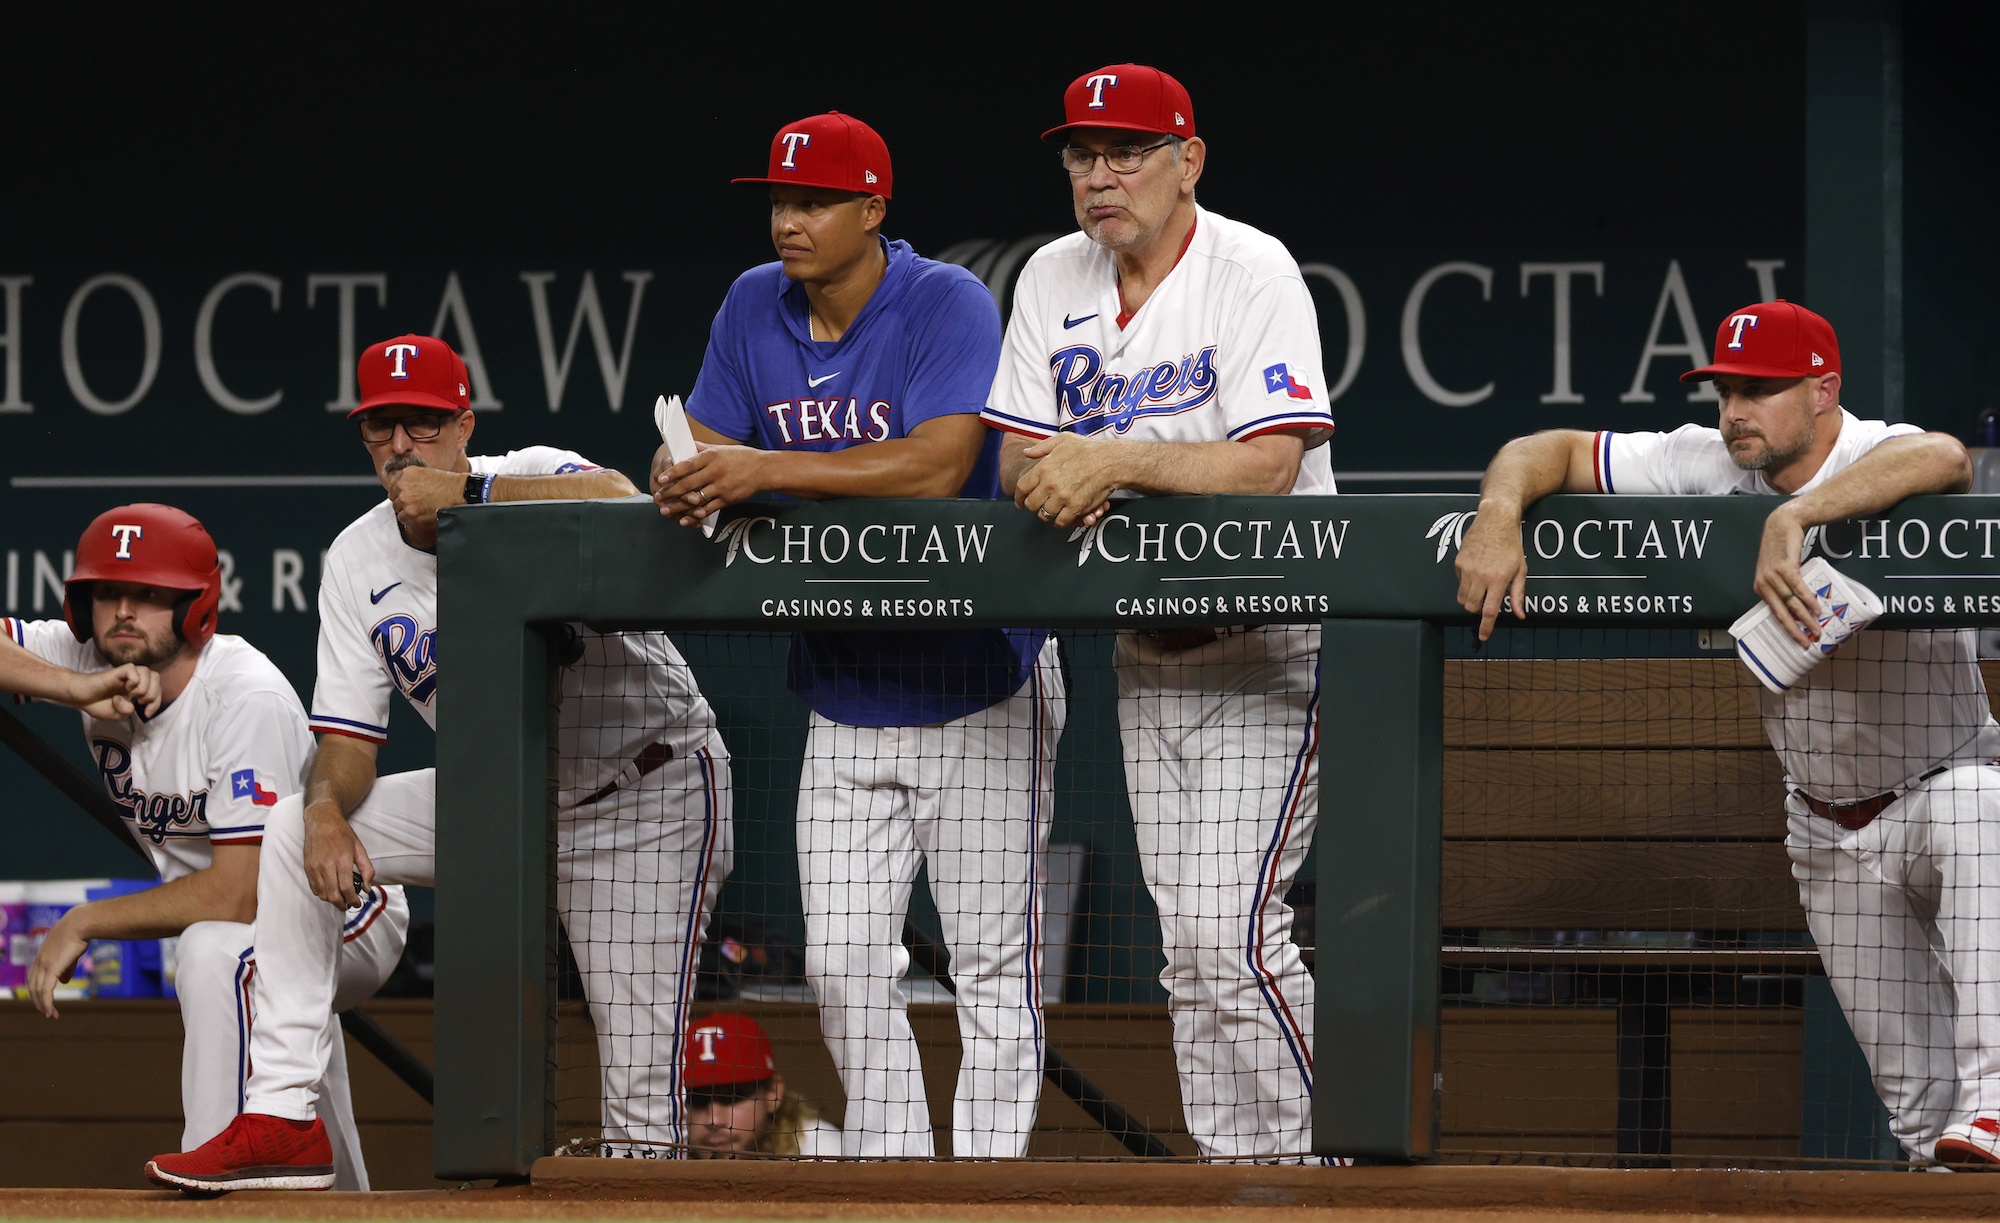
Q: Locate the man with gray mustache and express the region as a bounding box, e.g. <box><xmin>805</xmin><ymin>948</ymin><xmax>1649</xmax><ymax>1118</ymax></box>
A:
<box><xmin>148</xmin><ymin>333</ymin><xmax>732</xmax><ymax>1189</ymax></box>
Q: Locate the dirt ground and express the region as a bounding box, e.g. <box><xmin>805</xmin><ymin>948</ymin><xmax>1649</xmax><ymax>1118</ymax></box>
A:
<box><xmin>0</xmin><ymin>1195</ymin><xmax>1973</xmax><ymax>1223</ymax></box>
<box><xmin>1</xmin><ymin>1163</ymin><xmax>1997</xmax><ymax>1223</ymax></box>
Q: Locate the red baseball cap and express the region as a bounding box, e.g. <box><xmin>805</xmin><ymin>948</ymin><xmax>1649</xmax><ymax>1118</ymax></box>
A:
<box><xmin>683</xmin><ymin>1012</ymin><xmax>776</xmax><ymax>1090</ymax></box>
<box><xmin>352</xmin><ymin>334</ymin><xmax>471</xmax><ymax>418</ymax></box>
<box><xmin>1682</xmin><ymin>300</ymin><xmax>1841</xmax><ymax>382</ymax></box>
<box><xmin>732</xmin><ymin>112</ymin><xmax>892</xmax><ymax>199</ymax></box>
<box><xmin>1044</xmin><ymin>64</ymin><xmax>1196</xmax><ymax>144</ymax></box>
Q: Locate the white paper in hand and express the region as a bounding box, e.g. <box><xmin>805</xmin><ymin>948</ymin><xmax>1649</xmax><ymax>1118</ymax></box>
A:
<box><xmin>1729</xmin><ymin>557</ymin><xmax>1884</xmax><ymax>693</ymax></box>
<box><xmin>653</xmin><ymin>394</ymin><xmax>712</xmax><ymax>537</ymax></box>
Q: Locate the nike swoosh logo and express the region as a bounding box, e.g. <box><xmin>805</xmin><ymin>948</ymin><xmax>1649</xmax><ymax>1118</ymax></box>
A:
<box><xmin>1063</xmin><ymin>313</ymin><xmax>1097</xmax><ymax>329</ymax></box>
<box><xmin>370</xmin><ymin>583</ymin><xmax>402</xmax><ymax>604</ymax></box>
<box><xmin>807</xmin><ymin>372</ymin><xmax>841</xmax><ymax>387</ymax></box>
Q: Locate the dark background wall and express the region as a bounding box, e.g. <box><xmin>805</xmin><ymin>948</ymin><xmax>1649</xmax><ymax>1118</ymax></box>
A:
<box><xmin>2</xmin><ymin>7</ymin><xmax>1992</xmax><ymax>993</ymax></box>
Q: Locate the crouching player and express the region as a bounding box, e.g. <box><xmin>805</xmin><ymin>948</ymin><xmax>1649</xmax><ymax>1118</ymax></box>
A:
<box><xmin>5</xmin><ymin>504</ymin><xmax>405</xmax><ymax>1190</ymax></box>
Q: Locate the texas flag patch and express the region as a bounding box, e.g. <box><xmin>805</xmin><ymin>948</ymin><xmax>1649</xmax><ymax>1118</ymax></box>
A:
<box><xmin>1263</xmin><ymin>362</ymin><xmax>1312</xmax><ymax>400</ymax></box>
<box><xmin>229</xmin><ymin>768</ymin><xmax>279</xmax><ymax>807</ymax></box>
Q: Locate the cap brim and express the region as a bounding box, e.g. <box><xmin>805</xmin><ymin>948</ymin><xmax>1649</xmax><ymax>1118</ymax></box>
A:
<box><xmin>1041</xmin><ymin>119</ymin><xmax>1175</xmax><ymax>144</ymax></box>
<box><xmin>730</xmin><ymin>176</ymin><xmax>889</xmax><ymax>199</ymax></box>
<box><xmin>1680</xmin><ymin>362</ymin><xmax>1813</xmax><ymax>383</ymax></box>
<box><xmin>349</xmin><ymin>391</ymin><xmax>469</xmax><ymax>418</ymax></box>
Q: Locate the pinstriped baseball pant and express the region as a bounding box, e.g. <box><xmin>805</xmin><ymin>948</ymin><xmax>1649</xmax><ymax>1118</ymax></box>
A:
<box><xmin>797</xmin><ymin>641</ymin><xmax>1065</xmax><ymax>1158</ymax></box>
<box><xmin>1118</xmin><ymin>625</ymin><xmax>1319</xmax><ymax>1162</ymax></box>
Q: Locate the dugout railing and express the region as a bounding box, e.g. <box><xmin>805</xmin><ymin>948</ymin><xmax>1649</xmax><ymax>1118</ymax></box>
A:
<box><xmin>432</xmin><ymin>491</ymin><xmax>2000</xmax><ymax>1179</ymax></box>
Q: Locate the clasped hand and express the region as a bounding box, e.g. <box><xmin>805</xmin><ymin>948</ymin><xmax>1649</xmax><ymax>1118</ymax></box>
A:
<box><xmin>1013</xmin><ymin>435</ymin><xmax>1114</xmax><ymax>529</ymax></box>
<box><xmin>651</xmin><ymin>442</ymin><xmax>766</xmax><ymax>527</ymax></box>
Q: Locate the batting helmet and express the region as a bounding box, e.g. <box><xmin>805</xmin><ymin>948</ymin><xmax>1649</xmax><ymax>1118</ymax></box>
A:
<box><xmin>63</xmin><ymin>504</ymin><xmax>223</xmax><ymax>651</ymax></box>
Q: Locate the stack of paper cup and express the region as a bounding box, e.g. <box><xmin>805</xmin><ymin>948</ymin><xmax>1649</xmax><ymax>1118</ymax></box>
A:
<box><xmin>1729</xmin><ymin>557</ymin><xmax>1885</xmax><ymax>694</ymax></box>
<box><xmin>0</xmin><ymin>883</ymin><xmax>25</xmax><ymax>995</ymax></box>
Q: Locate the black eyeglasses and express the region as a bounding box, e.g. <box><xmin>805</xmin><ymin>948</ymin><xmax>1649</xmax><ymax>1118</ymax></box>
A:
<box><xmin>1060</xmin><ymin>139</ymin><xmax>1174</xmax><ymax>176</ymax></box>
<box><xmin>358</xmin><ymin>413</ymin><xmax>453</xmax><ymax>443</ymax></box>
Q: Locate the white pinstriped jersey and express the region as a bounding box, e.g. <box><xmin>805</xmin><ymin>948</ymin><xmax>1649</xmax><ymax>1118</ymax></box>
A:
<box><xmin>982</xmin><ymin>205</ymin><xmax>1336</xmax><ymax>495</ymax></box>
<box><xmin>1595</xmin><ymin>409</ymin><xmax>2000</xmax><ymax>799</ymax></box>
<box><xmin>1</xmin><ymin>621</ymin><xmax>310</xmax><ymax>881</ymax></box>
<box><xmin>308</xmin><ymin>447</ymin><xmax>718</xmax><ymax>795</ymax></box>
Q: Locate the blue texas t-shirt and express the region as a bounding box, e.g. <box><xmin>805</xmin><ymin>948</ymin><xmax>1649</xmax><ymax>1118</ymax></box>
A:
<box><xmin>686</xmin><ymin>236</ymin><xmax>1044</xmax><ymax>727</ymax></box>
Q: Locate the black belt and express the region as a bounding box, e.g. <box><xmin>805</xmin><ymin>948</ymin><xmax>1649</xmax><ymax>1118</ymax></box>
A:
<box><xmin>578</xmin><ymin>741</ymin><xmax>674</xmax><ymax>807</ymax></box>
<box><xmin>1795</xmin><ymin>766</ymin><xmax>1947</xmax><ymax>831</ymax></box>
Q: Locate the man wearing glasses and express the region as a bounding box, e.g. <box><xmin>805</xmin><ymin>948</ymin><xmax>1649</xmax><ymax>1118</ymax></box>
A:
<box><xmin>983</xmin><ymin>65</ymin><xmax>1335</xmax><ymax>1162</ymax></box>
<box><xmin>148</xmin><ymin>334</ymin><xmax>733</xmax><ymax>1189</ymax></box>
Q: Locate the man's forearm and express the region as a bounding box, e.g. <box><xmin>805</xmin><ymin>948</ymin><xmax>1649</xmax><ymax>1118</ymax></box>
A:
<box><xmin>0</xmin><ymin>640</ymin><xmax>82</xmax><ymax>703</ymax></box>
<box><xmin>759</xmin><ymin>441</ymin><xmax>974</xmax><ymax>500</ymax></box>
<box><xmin>59</xmin><ymin>865</ymin><xmax>254</xmax><ymax>940</ymax></box>
<box><xmin>999</xmin><ymin>434</ymin><xmax>1038</xmax><ymax>497</ymax></box>
<box><xmin>304</xmin><ymin>736</ymin><xmax>379</xmax><ymax>818</ymax></box>
<box><xmin>1775</xmin><ymin>433</ymin><xmax>1972</xmax><ymax>528</ymax></box>
<box><xmin>1476</xmin><ymin>431</ymin><xmax>1592</xmax><ymax>519</ymax></box>
<box><xmin>1103</xmin><ymin>438</ymin><xmax>1301</xmax><ymax>497</ymax></box>
<box><xmin>490</xmin><ymin>471</ymin><xmax>638</xmax><ymax>502</ymax></box>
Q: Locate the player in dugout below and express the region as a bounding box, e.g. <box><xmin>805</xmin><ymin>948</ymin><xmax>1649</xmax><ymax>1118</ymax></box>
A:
<box><xmin>1454</xmin><ymin>298</ymin><xmax>2000</xmax><ymax>1168</ymax></box>
<box><xmin>653</xmin><ymin>111</ymin><xmax>1064</xmax><ymax>1159</ymax></box>
<box><xmin>983</xmin><ymin>64</ymin><xmax>1334</xmax><ymax>1162</ymax></box>
<box><xmin>683</xmin><ymin>1012</ymin><xmax>841</xmax><ymax>1158</ymax></box>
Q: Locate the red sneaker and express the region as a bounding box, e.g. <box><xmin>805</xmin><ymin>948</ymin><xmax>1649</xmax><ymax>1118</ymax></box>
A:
<box><xmin>1935</xmin><ymin>1117</ymin><xmax>2000</xmax><ymax>1167</ymax></box>
<box><xmin>145</xmin><ymin>1113</ymin><xmax>334</xmax><ymax>1192</ymax></box>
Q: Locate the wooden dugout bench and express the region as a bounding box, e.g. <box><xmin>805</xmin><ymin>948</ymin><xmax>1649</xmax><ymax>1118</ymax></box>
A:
<box><xmin>1425</xmin><ymin>656</ymin><xmax>2000</xmax><ymax>1165</ymax></box>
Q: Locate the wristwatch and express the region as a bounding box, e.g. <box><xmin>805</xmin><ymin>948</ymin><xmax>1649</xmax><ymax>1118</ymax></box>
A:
<box><xmin>464</xmin><ymin>473</ymin><xmax>492</xmax><ymax>505</ymax></box>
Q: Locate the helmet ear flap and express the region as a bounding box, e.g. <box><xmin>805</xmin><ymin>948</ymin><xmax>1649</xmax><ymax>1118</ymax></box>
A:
<box><xmin>171</xmin><ymin>583</ymin><xmax>221</xmax><ymax>651</ymax></box>
<box><xmin>63</xmin><ymin>581</ymin><xmax>94</xmax><ymax>644</ymax></box>
<box><xmin>171</xmin><ymin>590</ymin><xmax>197</xmax><ymax>645</ymax></box>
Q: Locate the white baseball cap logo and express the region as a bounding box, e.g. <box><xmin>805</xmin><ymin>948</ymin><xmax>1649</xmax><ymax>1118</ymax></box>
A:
<box><xmin>110</xmin><ymin>524</ymin><xmax>143</xmax><ymax>559</ymax></box>
<box><xmin>385</xmin><ymin>342</ymin><xmax>420</xmax><ymax>378</ymax></box>
<box><xmin>692</xmin><ymin>1026</ymin><xmax>725</xmax><ymax>1061</ymax></box>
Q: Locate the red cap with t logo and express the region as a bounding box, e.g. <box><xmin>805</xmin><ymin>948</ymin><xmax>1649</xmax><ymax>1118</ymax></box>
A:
<box><xmin>732</xmin><ymin>112</ymin><xmax>892</xmax><ymax>198</ymax></box>
<box><xmin>1044</xmin><ymin>64</ymin><xmax>1196</xmax><ymax>143</ymax></box>
<box><xmin>1682</xmin><ymin>300</ymin><xmax>1841</xmax><ymax>382</ymax></box>
<box><xmin>352</xmin><ymin>334</ymin><xmax>471</xmax><ymax>418</ymax></box>
<box><xmin>683</xmin><ymin>1012</ymin><xmax>777</xmax><ymax>1089</ymax></box>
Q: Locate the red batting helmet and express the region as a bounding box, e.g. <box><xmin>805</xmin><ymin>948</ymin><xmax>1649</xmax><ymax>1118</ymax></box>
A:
<box><xmin>684</xmin><ymin>1012</ymin><xmax>777</xmax><ymax>1090</ymax></box>
<box><xmin>63</xmin><ymin>505</ymin><xmax>223</xmax><ymax>651</ymax></box>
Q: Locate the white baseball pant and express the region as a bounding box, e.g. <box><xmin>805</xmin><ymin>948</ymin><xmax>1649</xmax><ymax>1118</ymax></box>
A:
<box><xmin>174</xmin><ymin>886</ymin><xmax>407</xmax><ymax>1191</ymax></box>
<box><xmin>1788</xmin><ymin>761</ymin><xmax>2000</xmax><ymax>1160</ymax></box>
<box><xmin>797</xmin><ymin>640</ymin><xmax>1065</xmax><ymax>1158</ymax></box>
<box><xmin>244</xmin><ymin>741</ymin><xmax>731</xmax><ymax>1147</ymax></box>
<box><xmin>1117</xmin><ymin>625</ymin><xmax>1319</xmax><ymax>1162</ymax></box>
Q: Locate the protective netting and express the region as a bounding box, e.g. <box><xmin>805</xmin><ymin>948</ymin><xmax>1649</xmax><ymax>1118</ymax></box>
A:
<box><xmin>533</xmin><ymin>621</ymin><xmax>2000</xmax><ymax>1168</ymax></box>
<box><xmin>1439</xmin><ymin>629</ymin><xmax>2000</xmax><ymax>1170</ymax></box>
<box><xmin>548</xmin><ymin>627</ymin><xmax>1317</xmax><ymax>1161</ymax></box>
